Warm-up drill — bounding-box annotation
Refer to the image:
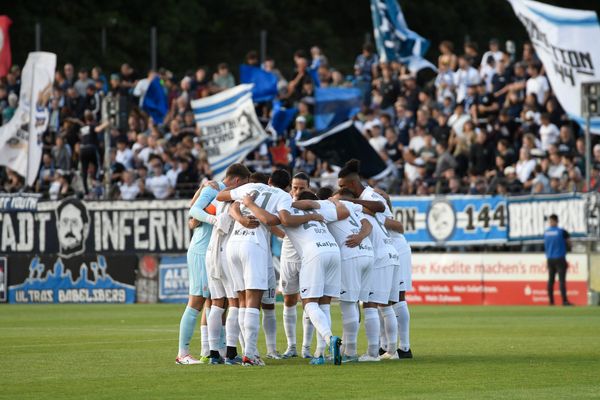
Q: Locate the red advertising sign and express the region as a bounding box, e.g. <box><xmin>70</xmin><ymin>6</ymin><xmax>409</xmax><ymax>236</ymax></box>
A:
<box><xmin>407</xmin><ymin>254</ymin><xmax>588</xmax><ymax>305</ymax></box>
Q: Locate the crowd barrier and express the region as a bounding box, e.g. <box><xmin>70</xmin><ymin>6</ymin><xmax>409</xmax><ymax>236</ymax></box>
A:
<box><xmin>0</xmin><ymin>193</ymin><xmax>598</xmax><ymax>304</ymax></box>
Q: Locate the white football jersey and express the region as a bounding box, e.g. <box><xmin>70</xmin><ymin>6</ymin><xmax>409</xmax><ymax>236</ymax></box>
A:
<box><xmin>206</xmin><ymin>200</ymin><xmax>232</xmax><ymax>255</ymax></box>
<box><xmin>228</xmin><ymin>183</ymin><xmax>292</xmax><ymax>250</ymax></box>
<box><xmin>360</xmin><ymin>185</ymin><xmax>410</xmax><ymax>254</ymax></box>
<box><xmin>327</xmin><ymin>200</ymin><xmax>374</xmax><ymax>260</ymax></box>
<box><xmin>283</xmin><ymin>201</ymin><xmax>339</xmax><ymax>262</ymax></box>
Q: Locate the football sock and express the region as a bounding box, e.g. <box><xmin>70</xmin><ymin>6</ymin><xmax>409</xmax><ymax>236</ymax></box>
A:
<box><xmin>262</xmin><ymin>308</ymin><xmax>277</xmax><ymax>354</ymax></box>
<box><xmin>381</xmin><ymin>305</ymin><xmax>398</xmax><ymax>352</ymax></box>
<box><xmin>243</xmin><ymin>307</ymin><xmax>260</xmax><ymax>357</ymax></box>
<box><xmin>394</xmin><ymin>301</ymin><xmax>411</xmax><ymax>351</ymax></box>
<box><xmin>200</xmin><ymin>325</ymin><xmax>209</xmax><ymax>357</ymax></box>
<box><xmin>283</xmin><ymin>305</ymin><xmax>297</xmax><ymax>347</ymax></box>
<box><xmin>302</xmin><ymin>309</ymin><xmax>314</xmax><ymax>351</ymax></box>
<box><xmin>225</xmin><ymin>307</ymin><xmax>239</xmax><ymax>348</ymax></box>
<box><xmin>315</xmin><ymin>304</ymin><xmax>331</xmax><ymax>356</ymax></box>
<box><xmin>238</xmin><ymin>307</ymin><xmax>246</xmax><ymax>351</ymax></box>
<box><xmin>340</xmin><ymin>301</ymin><xmax>359</xmax><ymax>356</ymax></box>
<box><xmin>304</xmin><ymin>302</ymin><xmax>332</xmax><ymax>357</ymax></box>
<box><xmin>379</xmin><ymin>307</ymin><xmax>388</xmax><ymax>352</ymax></box>
<box><xmin>207</xmin><ymin>306</ymin><xmax>224</xmax><ymax>351</ymax></box>
<box><xmin>178</xmin><ymin>306</ymin><xmax>199</xmax><ymax>357</ymax></box>
<box><xmin>364</xmin><ymin>307</ymin><xmax>380</xmax><ymax>357</ymax></box>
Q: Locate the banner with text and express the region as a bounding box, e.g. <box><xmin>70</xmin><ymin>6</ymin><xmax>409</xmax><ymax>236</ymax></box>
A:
<box><xmin>7</xmin><ymin>254</ymin><xmax>137</xmax><ymax>304</ymax></box>
<box><xmin>391</xmin><ymin>195</ymin><xmax>507</xmax><ymax>245</ymax></box>
<box><xmin>508</xmin><ymin>0</ymin><xmax>600</xmax><ymax>133</ymax></box>
<box><xmin>0</xmin><ymin>196</ymin><xmax>190</xmax><ymax>255</ymax></box>
<box><xmin>192</xmin><ymin>84</ymin><xmax>269</xmax><ymax>179</ymax></box>
<box><xmin>408</xmin><ymin>253</ymin><xmax>588</xmax><ymax>305</ymax></box>
<box><xmin>158</xmin><ymin>255</ymin><xmax>189</xmax><ymax>303</ymax></box>
<box><xmin>507</xmin><ymin>193</ymin><xmax>587</xmax><ymax>242</ymax></box>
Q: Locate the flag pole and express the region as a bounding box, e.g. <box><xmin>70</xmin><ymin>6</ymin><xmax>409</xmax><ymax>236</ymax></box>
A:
<box><xmin>26</xmin><ymin>60</ymin><xmax>37</xmax><ymax>189</ymax></box>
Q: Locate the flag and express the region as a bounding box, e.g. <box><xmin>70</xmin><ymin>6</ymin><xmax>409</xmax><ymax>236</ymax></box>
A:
<box><xmin>370</xmin><ymin>0</ymin><xmax>436</xmax><ymax>73</ymax></box>
<box><xmin>269</xmin><ymin>100</ymin><xmax>297</xmax><ymax>136</ymax></box>
<box><xmin>0</xmin><ymin>16</ymin><xmax>11</xmax><ymax>77</ymax></box>
<box><xmin>0</xmin><ymin>52</ymin><xmax>56</xmax><ymax>186</ymax></box>
<box><xmin>297</xmin><ymin>120</ymin><xmax>393</xmax><ymax>179</ymax></box>
<box><xmin>191</xmin><ymin>84</ymin><xmax>269</xmax><ymax>178</ymax></box>
<box><xmin>239</xmin><ymin>64</ymin><xmax>278</xmax><ymax>103</ymax></box>
<box><xmin>142</xmin><ymin>76</ymin><xmax>168</xmax><ymax>124</ymax></box>
<box><xmin>314</xmin><ymin>87</ymin><xmax>361</xmax><ymax>132</ymax></box>
<box><xmin>508</xmin><ymin>0</ymin><xmax>600</xmax><ymax>133</ymax></box>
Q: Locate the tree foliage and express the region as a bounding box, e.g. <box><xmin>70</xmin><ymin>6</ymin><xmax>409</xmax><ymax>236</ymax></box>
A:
<box><xmin>7</xmin><ymin>0</ymin><xmax>600</xmax><ymax>78</ymax></box>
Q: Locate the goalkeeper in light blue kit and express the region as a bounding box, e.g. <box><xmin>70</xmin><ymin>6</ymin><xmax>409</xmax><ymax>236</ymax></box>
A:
<box><xmin>175</xmin><ymin>163</ymin><xmax>250</xmax><ymax>365</ymax></box>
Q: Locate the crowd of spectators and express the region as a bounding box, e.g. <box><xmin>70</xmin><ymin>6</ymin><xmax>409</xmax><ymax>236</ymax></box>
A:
<box><xmin>1</xmin><ymin>38</ymin><xmax>599</xmax><ymax>200</ymax></box>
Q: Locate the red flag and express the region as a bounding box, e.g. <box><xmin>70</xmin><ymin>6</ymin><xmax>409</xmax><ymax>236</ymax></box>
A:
<box><xmin>0</xmin><ymin>16</ymin><xmax>12</xmax><ymax>78</ymax></box>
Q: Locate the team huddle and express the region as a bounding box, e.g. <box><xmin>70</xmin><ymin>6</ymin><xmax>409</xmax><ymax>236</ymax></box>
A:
<box><xmin>175</xmin><ymin>159</ymin><xmax>412</xmax><ymax>366</ymax></box>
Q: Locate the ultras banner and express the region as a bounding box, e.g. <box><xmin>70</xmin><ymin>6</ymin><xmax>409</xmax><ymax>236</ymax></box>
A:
<box><xmin>0</xmin><ymin>195</ymin><xmax>191</xmax><ymax>255</ymax></box>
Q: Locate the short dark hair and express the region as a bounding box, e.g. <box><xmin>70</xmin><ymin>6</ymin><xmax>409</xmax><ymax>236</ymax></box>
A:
<box><xmin>316</xmin><ymin>187</ymin><xmax>333</xmax><ymax>200</ymax></box>
<box><xmin>335</xmin><ymin>188</ymin><xmax>356</xmax><ymax>198</ymax></box>
<box><xmin>293</xmin><ymin>172</ymin><xmax>310</xmax><ymax>185</ymax></box>
<box><xmin>225</xmin><ymin>163</ymin><xmax>251</xmax><ymax>180</ymax></box>
<box><xmin>338</xmin><ymin>159</ymin><xmax>361</xmax><ymax>179</ymax></box>
<box><xmin>297</xmin><ymin>190</ymin><xmax>318</xmax><ymax>201</ymax></box>
<box><xmin>270</xmin><ymin>169</ymin><xmax>291</xmax><ymax>190</ymax></box>
<box><xmin>250</xmin><ymin>172</ymin><xmax>269</xmax><ymax>184</ymax></box>
<box><xmin>549</xmin><ymin>214</ymin><xmax>558</xmax><ymax>223</ymax></box>
<box><xmin>56</xmin><ymin>198</ymin><xmax>89</xmax><ymax>225</ymax></box>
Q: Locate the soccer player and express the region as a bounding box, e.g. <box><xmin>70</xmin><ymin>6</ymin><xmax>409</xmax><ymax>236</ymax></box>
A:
<box><xmin>204</xmin><ymin>164</ymin><xmax>252</xmax><ymax>365</ymax></box>
<box><xmin>244</xmin><ymin>189</ymin><xmax>345</xmax><ymax>365</ymax></box>
<box><xmin>280</xmin><ymin>172</ymin><xmax>313</xmax><ymax>359</ymax></box>
<box><xmin>316</xmin><ymin>187</ymin><xmax>374</xmax><ymax>362</ymax></box>
<box><xmin>216</xmin><ymin>169</ymin><xmax>322</xmax><ymax>366</ymax></box>
<box><xmin>337</xmin><ymin>160</ymin><xmax>401</xmax><ymax>362</ymax></box>
<box><xmin>176</xmin><ymin>164</ymin><xmax>246</xmax><ymax>365</ymax></box>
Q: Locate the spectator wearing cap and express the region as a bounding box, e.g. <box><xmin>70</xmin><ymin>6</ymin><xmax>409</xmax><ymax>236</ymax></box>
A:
<box><xmin>504</xmin><ymin>166</ymin><xmax>524</xmax><ymax>194</ymax></box>
<box><xmin>84</xmin><ymin>83</ymin><xmax>101</xmax><ymax>121</ymax></box>
<box><xmin>74</xmin><ymin>68</ymin><xmax>95</xmax><ymax>98</ymax></box>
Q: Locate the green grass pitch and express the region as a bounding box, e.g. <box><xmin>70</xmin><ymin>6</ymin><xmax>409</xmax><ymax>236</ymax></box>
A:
<box><xmin>1</xmin><ymin>304</ymin><xmax>599</xmax><ymax>399</ymax></box>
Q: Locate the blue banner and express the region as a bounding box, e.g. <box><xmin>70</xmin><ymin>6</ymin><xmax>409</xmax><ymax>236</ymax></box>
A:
<box><xmin>158</xmin><ymin>256</ymin><xmax>188</xmax><ymax>303</ymax></box>
<box><xmin>239</xmin><ymin>64</ymin><xmax>278</xmax><ymax>103</ymax></box>
<box><xmin>391</xmin><ymin>195</ymin><xmax>508</xmax><ymax>245</ymax></box>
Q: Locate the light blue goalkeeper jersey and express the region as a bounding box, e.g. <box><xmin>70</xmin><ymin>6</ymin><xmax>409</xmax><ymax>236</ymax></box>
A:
<box><xmin>188</xmin><ymin>182</ymin><xmax>225</xmax><ymax>255</ymax></box>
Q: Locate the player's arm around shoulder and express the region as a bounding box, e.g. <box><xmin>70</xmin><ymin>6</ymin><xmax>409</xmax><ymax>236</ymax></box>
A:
<box><xmin>242</xmin><ymin>194</ymin><xmax>281</xmax><ymax>226</ymax></box>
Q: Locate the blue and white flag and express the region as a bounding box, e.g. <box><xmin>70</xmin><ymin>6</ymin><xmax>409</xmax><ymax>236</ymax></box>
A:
<box><xmin>142</xmin><ymin>76</ymin><xmax>168</xmax><ymax>125</ymax></box>
<box><xmin>508</xmin><ymin>0</ymin><xmax>600</xmax><ymax>134</ymax></box>
<box><xmin>191</xmin><ymin>84</ymin><xmax>268</xmax><ymax>178</ymax></box>
<box><xmin>370</xmin><ymin>0</ymin><xmax>436</xmax><ymax>73</ymax></box>
<box><xmin>314</xmin><ymin>87</ymin><xmax>361</xmax><ymax>132</ymax></box>
<box><xmin>239</xmin><ymin>64</ymin><xmax>278</xmax><ymax>103</ymax></box>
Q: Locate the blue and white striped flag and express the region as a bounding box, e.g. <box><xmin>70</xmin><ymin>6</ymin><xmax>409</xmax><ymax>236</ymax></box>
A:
<box><xmin>370</xmin><ymin>0</ymin><xmax>436</xmax><ymax>73</ymax></box>
<box><xmin>191</xmin><ymin>84</ymin><xmax>268</xmax><ymax>178</ymax></box>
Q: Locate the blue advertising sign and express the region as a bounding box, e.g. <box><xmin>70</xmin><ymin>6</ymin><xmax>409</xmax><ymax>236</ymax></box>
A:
<box><xmin>8</xmin><ymin>255</ymin><xmax>136</xmax><ymax>304</ymax></box>
<box><xmin>391</xmin><ymin>195</ymin><xmax>508</xmax><ymax>246</ymax></box>
<box><xmin>158</xmin><ymin>256</ymin><xmax>188</xmax><ymax>303</ymax></box>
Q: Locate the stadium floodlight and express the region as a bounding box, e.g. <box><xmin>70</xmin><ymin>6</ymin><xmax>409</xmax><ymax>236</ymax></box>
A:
<box><xmin>581</xmin><ymin>82</ymin><xmax>600</xmax><ymax>191</ymax></box>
